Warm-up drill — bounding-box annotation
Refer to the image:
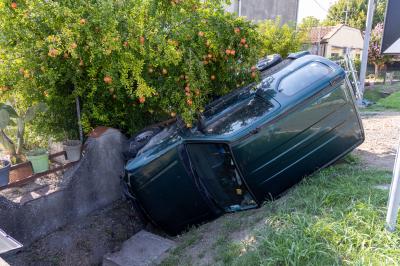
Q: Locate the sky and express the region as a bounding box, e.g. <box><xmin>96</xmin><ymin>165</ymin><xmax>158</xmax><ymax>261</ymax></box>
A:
<box><xmin>297</xmin><ymin>0</ymin><xmax>339</xmax><ymax>23</ymax></box>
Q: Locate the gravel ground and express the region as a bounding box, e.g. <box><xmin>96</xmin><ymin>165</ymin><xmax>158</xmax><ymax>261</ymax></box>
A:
<box><xmin>355</xmin><ymin>111</ymin><xmax>400</xmax><ymax>171</ymax></box>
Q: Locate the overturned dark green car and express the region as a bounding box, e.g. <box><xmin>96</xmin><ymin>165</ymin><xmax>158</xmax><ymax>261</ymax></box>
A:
<box><xmin>123</xmin><ymin>52</ymin><xmax>364</xmax><ymax>235</ymax></box>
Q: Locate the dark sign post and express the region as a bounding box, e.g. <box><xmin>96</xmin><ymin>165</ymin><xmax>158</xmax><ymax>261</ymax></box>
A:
<box><xmin>382</xmin><ymin>0</ymin><xmax>400</xmax><ymax>232</ymax></box>
<box><xmin>381</xmin><ymin>0</ymin><xmax>400</xmax><ymax>55</ymax></box>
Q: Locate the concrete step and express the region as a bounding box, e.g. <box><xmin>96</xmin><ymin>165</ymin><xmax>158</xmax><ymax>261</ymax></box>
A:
<box><xmin>103</xmin><ymin>230</ymin><xmax>176</xmax><ymax>266</ymax></box>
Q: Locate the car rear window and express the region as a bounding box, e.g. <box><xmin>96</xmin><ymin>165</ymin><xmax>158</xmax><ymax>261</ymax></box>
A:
<box><xmin>278</xmin><ymin>62</ymin><xmax>332</xmax><ymax>96</ymax></box>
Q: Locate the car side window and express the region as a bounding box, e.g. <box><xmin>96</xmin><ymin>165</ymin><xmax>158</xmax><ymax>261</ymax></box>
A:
<box><xmin>278</xmin><ymin>62</ymin><xmax>332</xmax><ymax>96</ymax></box>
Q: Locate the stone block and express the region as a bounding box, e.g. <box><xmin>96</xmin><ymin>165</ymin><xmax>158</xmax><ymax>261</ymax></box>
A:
<box><xmin>103</xmin><ymin>230</ymin><xmax>176</xmax><ymax>266</ymax></box>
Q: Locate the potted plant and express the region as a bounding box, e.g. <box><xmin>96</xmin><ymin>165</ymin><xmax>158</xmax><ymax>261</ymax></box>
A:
<box><xmin>26</xmin><ymin>148</ymin><xmax>49</xmax><ymax>174</ymax></box>
<box><xmin>62</xmin><ymin>140</ymin><xmax>82</xmax><ymax>162</ymax></box>
<box><xmin>0</xmin><ymin>159</ymin><xmax>11</xmax><ymax>187</ymax></box>
<box><xmin>0</xmin><ymin>102</ymin><xmax>47</xmax><ymax>178</ymax></box>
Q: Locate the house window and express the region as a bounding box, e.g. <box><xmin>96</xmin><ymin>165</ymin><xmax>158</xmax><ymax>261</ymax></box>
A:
<box><xmin>330</xmin><ymin>53</ymin><xmax>340</xmax><ymax>59</ymax></box>
<box><xmin>278</xmin><ymin>62</ymin><xmax>332</xmax><ymax>96</ymax></box>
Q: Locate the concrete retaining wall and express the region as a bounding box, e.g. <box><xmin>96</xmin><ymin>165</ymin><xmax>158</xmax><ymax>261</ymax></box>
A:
<box><xmin>0</xmin><ymin>128</ymin><xmax>127</xmax><ymax>246</ymax></box>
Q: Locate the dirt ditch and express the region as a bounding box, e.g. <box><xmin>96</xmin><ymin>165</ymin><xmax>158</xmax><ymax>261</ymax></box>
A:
<box><xmin>4</xmin><ymin>200</ymin><xmax>143</xmax><ymax>266</ymax></box>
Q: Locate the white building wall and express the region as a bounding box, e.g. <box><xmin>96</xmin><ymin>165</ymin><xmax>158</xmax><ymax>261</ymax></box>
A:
<box><xmin>328</xmin><ymin>26</ymin><xmax>364</xmax><ymax>50</ymax></box>
<box><xmin>226</xmin><ymin>0</ymin><xmax>299</xmax><ymax>24</ymax></box>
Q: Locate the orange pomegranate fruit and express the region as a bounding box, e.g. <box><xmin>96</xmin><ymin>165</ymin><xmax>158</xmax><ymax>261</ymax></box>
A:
<box><xmin>139</xmin><ymin>36</ymin><xmax>145</xmax><ymax>45</ymax></box>
<box><xmin>103</xmin><ymin>75</ymin><xmax>113</xmax><ymax>84</ymax></box>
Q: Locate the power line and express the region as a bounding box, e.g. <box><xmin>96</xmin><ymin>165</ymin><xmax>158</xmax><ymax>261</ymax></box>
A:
<box><xmin>311</xmin><ymin>0</ymin><xmax>344</xmax><ymax>24</ymax></box>
<box><xmin>312</xmin><ymin>0</ymin><xmax>329</xmax><ymax>12</ymax></box>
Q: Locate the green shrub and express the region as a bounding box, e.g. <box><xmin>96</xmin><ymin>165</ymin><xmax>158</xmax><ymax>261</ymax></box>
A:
<box><xmin>257</xmin><ymin>17</ymin><xmax>302</xmax><ymax>58</ymax></box>
<box><xmin>0</xmin><ymin>0</ymin><xmax>262</xmax><ymax>137</ymax></box>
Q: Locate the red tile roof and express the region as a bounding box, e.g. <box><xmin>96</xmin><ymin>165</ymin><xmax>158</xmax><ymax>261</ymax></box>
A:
<box><xmin>308</xmin><ymin>24</ymin><xmax>343</xmax><ymax>43</ymax></box>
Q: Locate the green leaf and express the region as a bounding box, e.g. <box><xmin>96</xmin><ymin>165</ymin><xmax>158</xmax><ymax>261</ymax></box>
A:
<box><xmin>0</xmin><ymin>109</ymin><xmax>10</xmax><ymax>130</ymax></box>
<box><xmin>24</xmin><ymin>103</ymin><xmax>48</xmax><ymax>123</ymax></box>
<box><xmin>0</xmin><ymin>103</ymin><xmax>18</xmax><ymax>118</ymax></box>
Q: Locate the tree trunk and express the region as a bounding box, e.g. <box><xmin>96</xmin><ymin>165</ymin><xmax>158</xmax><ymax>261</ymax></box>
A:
<box><xmin>374</xmin><ymin>63</ymin><xmax>379</xmax><ymax>79</ymax></box>
<box><xmin>0</xmin><ymin>129</ymin><xmax>15</xmax><ymax>156</ymax></box>
<box><xmin>16</xmin><ymin>119</ymin><xmax>25</xmax><ymax>155</ymax></box>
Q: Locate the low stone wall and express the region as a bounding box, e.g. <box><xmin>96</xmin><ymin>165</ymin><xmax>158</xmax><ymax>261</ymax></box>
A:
<box><xmin>0</xmin><ymin>128</ymin><xmax>127</xmax><ymax>246</ymax></box>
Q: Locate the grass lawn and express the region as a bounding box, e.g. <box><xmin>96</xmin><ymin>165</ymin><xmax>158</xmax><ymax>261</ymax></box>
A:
<box><xmin>162</xmin><ymin>160</ymin><xmax>400</xmax><ymax>265</ymax></box>
<box><xmin>364</xmin><ymin>82</ymin><xmax>400</xmax><ymax>112</ymax></box>
<box><xmin>377</xmin><ymin>91</ymin><xmax>400</xmax><ymax>111</ymax></box>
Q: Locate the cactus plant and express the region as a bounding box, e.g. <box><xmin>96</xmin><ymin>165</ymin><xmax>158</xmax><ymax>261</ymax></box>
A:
<box><xmin>0</xmin><ymin>102</ymin><xmax>47</xmax><ymax>157</ymax></box>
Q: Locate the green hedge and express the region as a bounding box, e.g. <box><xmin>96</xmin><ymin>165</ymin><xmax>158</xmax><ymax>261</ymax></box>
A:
<box><xmin>0</xmin><ymin>0</ymin><xmax>262</xmax><ymax>138</ymax></box>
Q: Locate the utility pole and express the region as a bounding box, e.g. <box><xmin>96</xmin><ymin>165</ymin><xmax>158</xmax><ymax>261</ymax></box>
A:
<box><xmin>317</xmin><ymin>26</ymin><xmax>322</xmax><ymax>55</ymax></box>
<box><xmin>233</xmin><ymin>0</ymin><xmax>242</xmax><ymax>16</ymax></box>
<box><xmin>344</xmin><ymin>0</ymin><xmax>350</xmax><ymax>25</ymax></box>
<box><xmin>358</xmin><ymin>0</ymin><xmax>376</xmax><ymax>106</ymax></box>
<box><xmin>75</xmin><ymin>97</ymin><xmax>84</xmax><ymax>143</ymax></box>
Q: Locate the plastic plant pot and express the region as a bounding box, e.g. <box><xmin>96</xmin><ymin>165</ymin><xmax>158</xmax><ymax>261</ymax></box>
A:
<box><xmin>0</xmin><ymin>160</ymin><xmax>11</xmax><ymax>187</ymax></box>
<box><xmin>63</xmin><ymin>140</ymin><xmax>82</xmax><ymax>162</ymax></box>
<box><xmin>26</xmin><ymin>149</ymin><xmax>49</xmax><ymax>174</ymax></box>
